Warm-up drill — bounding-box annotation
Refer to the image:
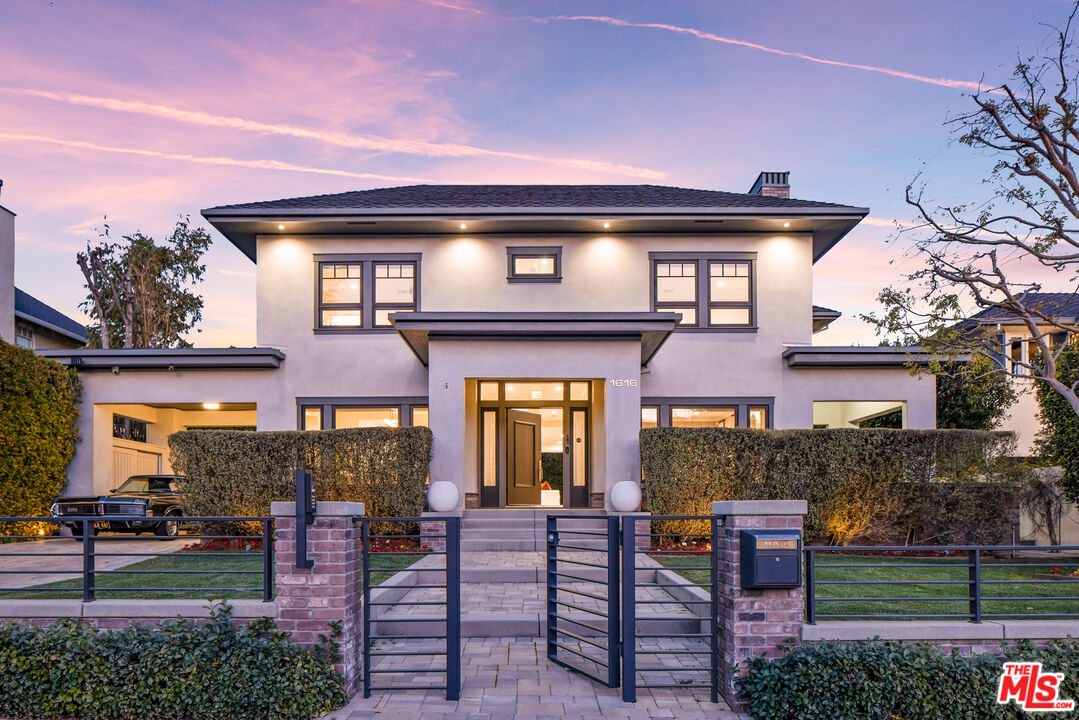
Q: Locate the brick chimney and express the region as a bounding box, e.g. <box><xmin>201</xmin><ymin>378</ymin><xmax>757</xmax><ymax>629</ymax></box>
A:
<box><xmin>748</xmin><ymin>171</ymin><xmax>790</xmax><ymax>199</ymax></box>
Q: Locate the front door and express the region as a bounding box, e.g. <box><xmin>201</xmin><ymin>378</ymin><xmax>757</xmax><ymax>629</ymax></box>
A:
<box><xmin>507</xmin><ymin>409</ymin><xmax>542</xmax><ymax>505</ymax></box>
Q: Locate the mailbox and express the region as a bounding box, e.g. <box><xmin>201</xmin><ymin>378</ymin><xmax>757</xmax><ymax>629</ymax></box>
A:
<box><xmin>740</xmin><ymin>529</ymin><xmax>802</xmax><ymax>589</ymax></box>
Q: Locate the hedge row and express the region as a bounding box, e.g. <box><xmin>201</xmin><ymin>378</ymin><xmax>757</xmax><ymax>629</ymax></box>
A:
<box><xmin>169</xmin><ymin>427</ymin><xmax>432</xmax><ymax>525</ymax></box>
<box><xmin>639</xmin><ymin>428</ymin><xmax>1018</xmax><ymax>543</ymax></box>
<box><xmin>0</xmin><ymin>603</ymin><xmax>345</xmax><ymax>720</ymax></box>
<box><xmin>0</xmin><ymin>341</ymin><xmax>81</xmax><ymax>536</ymax></box>
<box><xmin>739</xmin><ymin>638</ymin><xmax>1079</xmax><ymax>720</ymax></box>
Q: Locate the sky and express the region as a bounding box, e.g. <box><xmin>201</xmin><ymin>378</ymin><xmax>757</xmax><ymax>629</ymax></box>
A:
<box><xmin>0</xmin><ymin>0</ymin><xmax>1072</xmax><ymax>346</ymax></box>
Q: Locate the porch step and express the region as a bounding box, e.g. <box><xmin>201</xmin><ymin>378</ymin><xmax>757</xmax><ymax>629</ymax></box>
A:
<box><xmin>461</xmin><ymin>538</ymin><xmax>539</xmax><ymax>552</ymax></box>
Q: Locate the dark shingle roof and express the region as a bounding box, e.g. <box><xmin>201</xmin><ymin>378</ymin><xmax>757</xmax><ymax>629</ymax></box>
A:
<box><xmin>812</xmin><ymin>305</ymin><xmax>841</xmax><ymax>317</ymax></box>
<box><xmin>14</xmin><ymin>288</ymin><xmax>88</xmax><ymax>343</ymax></box>
<box><xmin>970</xmin><ymin>293</ymin><xmax>1079</xmax><ymax>322</ymax></box>
<box><xmin>205</xmin><ymin>184</ymin><xmax>855</xmax><ymax>212</ymax></box>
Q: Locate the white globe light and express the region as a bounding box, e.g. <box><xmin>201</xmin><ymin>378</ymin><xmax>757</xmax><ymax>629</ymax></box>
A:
<box><xmin>427</xmin><ymin>481</ymin><xmax>459</xmax><ymax>513</ymax></box>
<box><xmin>609</xmin><ymin>481</ymin><xmax>642</xmax><ymax>512</ymax></box>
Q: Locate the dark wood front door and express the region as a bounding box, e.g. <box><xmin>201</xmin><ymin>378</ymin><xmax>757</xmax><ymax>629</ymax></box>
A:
<box><xmin>506</xmin><ymin>409</ymin><xmax>542</xmax><ymax>506</ymax></box>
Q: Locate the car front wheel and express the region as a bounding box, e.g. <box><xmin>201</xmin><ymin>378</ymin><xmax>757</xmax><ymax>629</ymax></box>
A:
<box><xmin>154</xmin><ymin>512</ymin><xmax>181</xmax><ymax>537</ymax></box>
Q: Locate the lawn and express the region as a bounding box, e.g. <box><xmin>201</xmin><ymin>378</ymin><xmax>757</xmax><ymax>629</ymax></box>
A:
<box><xmin>650</xmin><ymin>552</ymin><xmax>1079</xmax><ymax>619</ymax></box>
<box><xmin>3</xmin><ymin>545</ymin><xmax>422</xmax><ymax>600</ymax></box>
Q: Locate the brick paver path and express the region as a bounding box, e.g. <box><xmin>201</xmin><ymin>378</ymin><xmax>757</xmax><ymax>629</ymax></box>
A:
<box><xmin>327</xmin><ymin>550</ymin><xmax>747</xmax><ymax>719</ymax></box>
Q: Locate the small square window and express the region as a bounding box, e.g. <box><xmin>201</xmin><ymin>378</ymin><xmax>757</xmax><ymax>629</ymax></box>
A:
<box><xmin>570</xmin><ymin>382</ymin><xmax>589</xmax><ymax>401</ymax></box>
<box><xmin>411</xmin><ymin>407</ymin><xmax>430</xmax><ymax>427</ymax></box>
<box><xmin>303</xmin><ymin>407</ymin><xmax>322</xmax><ymax>431</ymax></box>
<box><xmin>507</xmin><ymin>246</ymin><xmax>562</xmax><ymax>282</ymax></box>
<box><xmin>479</xmin><ymin>382</ymin><xmax>499</xmax><ymax>401</ymax></box>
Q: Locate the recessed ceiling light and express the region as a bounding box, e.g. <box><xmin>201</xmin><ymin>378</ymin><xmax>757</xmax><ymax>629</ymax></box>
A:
<box><xmin>202</xmin><ymin>402</ymin><xmax>220</xmax><ymax>410</ymax></box>
<box><xmin>459</xmin><ymin>223</ymin><xmax>467</xmax><ymax>230</ymax></box>
<box><xmin>783</xmin><ymin>222</ymin><xmax>790</xmax><ymax>228</ymax></box>
<box><xmin>277</xmin><ymin>224</ymin><xmax>285</xmax><ymax>230</ymax></box>
<box><xmin>603</xmin><ymin>222</ymin><xmax>610</xmax><ymax>229</ymax></box>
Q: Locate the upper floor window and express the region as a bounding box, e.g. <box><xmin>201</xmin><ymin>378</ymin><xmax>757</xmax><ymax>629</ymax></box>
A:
<box><xmin>315</xmin><ymin>254</ymin><xmax>419</xmax><ymax>331</ymax></box>
<box><xmin>507</xmin><ymin>246</ymin><xmax>562</xmax><ymax>283</ymax></box>
<box><xmin>650</xmin><ymin>252</ymin><xmax>756</xmax><ymax>331</ymax></box>
<box><xmin>14</xmin><ymin>323</ymin><xmax>33</xmax><ymax>349</ymax></box>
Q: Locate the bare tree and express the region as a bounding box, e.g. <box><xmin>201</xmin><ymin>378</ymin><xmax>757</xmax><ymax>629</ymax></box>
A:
<box><xmin>866</xmin><ymin>4</ymin><xmax>1079</xmax><ymax>416</ymax></box>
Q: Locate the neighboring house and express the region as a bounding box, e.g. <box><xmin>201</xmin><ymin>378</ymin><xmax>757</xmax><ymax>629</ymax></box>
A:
<box><xmin>13</xmin><ymin>288</ymin><xmax>87</xmax><ymax>350</ymax></box>
<box><xmin>43</xmin><ymin>176</ymin><xmax>937</xmax><ymax>507</ymax></box>
<box><xmin>967</xmin><ymin>293</ymin><xmax>1079</xmax><ymax>456</ymax></box>
<box><xmin>0</xmin><ymin>186</ymin><xmax>87</xmax><ymax>350</ymax></box>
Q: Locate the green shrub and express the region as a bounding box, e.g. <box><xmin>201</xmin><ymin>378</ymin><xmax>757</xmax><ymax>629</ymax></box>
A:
<box><xmin>738</xmin><ymin>637</ymin><xmax>1079</xmax><ymax>720</ymax></box>
<box><xmin>639</xmin><ymin>427</ymin><xmax>1017</xmax><ymax>542</ymax></box>
<box><xmin>0</xmin><ymin>341</ymin><xmax>81</xmax><ymax>536</ymax></box>
<box><xmin>0</xmin><ymin>602</ymin><xmax>346</xmax><ymax>720</ymax></box>
<box><xmin>169</xmin><ymin>427</ymin><xmax>432</xmax><ymax>527</ymax></box>
<box><xmin>1036</xmin><ymin>341</ymin><xmax>1079</xmax><ymax>503</ymax></box>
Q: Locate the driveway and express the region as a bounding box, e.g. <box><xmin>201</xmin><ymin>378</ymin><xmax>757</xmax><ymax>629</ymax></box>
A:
<box><xmin>0</xmin><ymin>534</ymin><xmax>189</xmax><ymax>589</ymax></box>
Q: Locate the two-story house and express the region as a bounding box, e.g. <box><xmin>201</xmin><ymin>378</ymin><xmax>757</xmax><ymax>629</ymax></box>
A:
<box><xmin>45</xmin><ymin>175</ymin><xmax>937</xmax><ymax>509</ymax></box>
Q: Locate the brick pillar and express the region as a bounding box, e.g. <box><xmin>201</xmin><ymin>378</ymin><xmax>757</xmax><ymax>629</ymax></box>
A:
<box><xmin>272</xmin><ymin>501</ymin><xmax>365</xmax><ymax>695</ymax></box>
<box><xmin>712</xmin><ymin>500</ymin><xmax>806</xmax><ymax>711</ymax></box>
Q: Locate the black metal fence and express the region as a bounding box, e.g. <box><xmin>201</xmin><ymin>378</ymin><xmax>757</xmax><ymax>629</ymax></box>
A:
<box><xmin>805</xmin><ymin>544</ymin><xmax>1079</xmax><ymax>623</ymax></box>
<box><xmin>621</xmin><ymin>515</ymin><xmax>719</xmax><ymax>704</ymax></box>
<box><xmin>0</xmin><ymin>516</ymin><xmax>274</xmax><ymax>602</ymax></box>
<box><xmin>359</xmin><ymin>516</ymin><xmax>461</xmax><ymax>701</ymax></box>
<box><xmin>545</xmin><ymin>515</ymin><xmax>620</xmax><ymax>688</ymax></box>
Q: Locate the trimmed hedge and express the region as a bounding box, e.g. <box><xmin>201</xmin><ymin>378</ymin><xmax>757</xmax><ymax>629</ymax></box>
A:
<box><xmin>640</xmin><ymin>428</ymin><xmax>1018</xmax><ymax>543</ymax></box>
<box><xmin>169</xmin><ymin>427</ymin><xmax>432</xmax><ymax>524</ymax></box>
<box><xmin>0</xmin><ymin>602</ymin><xmax>345</xmax><ymax>720</ymax></box>
<box><xmin>738</xmin><ymin>638</ymin><xmax>1079</xmax><ymax>720</ymax></box>
<box><xmin>0</xmin><ymin>341</ymin><xmax>81</xmax><ymax>536</ymax></box>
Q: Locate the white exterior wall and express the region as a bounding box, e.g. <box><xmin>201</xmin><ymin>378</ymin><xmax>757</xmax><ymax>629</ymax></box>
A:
<box><xmin>70</xmin><ymin>369</ymin><xmax>278</xmax><ymax>495</ymax></box>
<box><xmin>427</xmin><ymin>339</ymin><xmax>641</xmax><ymax>511</ymax></box>
<box><xmin>0</xmin><ymin>207</ymin><xmax>13</xmax><ymax>344</ymax></box>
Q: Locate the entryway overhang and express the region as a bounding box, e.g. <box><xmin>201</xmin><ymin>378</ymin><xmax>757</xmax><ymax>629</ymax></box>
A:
<box><xmin>389</xmin><ymin>311</ymin><xmax>680</xmax><ymax>367</ymax></box>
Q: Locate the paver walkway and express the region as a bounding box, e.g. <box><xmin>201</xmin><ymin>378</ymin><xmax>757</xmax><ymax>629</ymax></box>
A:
<box><xmin>327</xmin><ymin>637</ymin><xmax>747</xmax><ymax>720</ymax></box>
<box><xmin>0</xmin><ymin>535</ymin><xmax>188</xmax><ymax>588</ymax></box>
<box><xmin>333</xmin><ymin>549</ymin><xmax>747</xmax><ymax>719</ymax></box>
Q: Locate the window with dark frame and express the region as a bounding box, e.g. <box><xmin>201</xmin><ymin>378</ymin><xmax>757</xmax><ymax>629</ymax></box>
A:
<box><xmin>316</xmin><ymin>255</ymin><xmax>418</xmax><ymax>331</ymax></box>
<box><xmin>112</xmin><ymin>414</ymin><xmax>148</xmax><ymax>443</ymax></box>
<box><xmin>507</xmin><ymin>246</ymin><xmax>562</xmax><ymax>283</ymax></box>
<box><xmin>642</xmin><ymin>400</ymin><xmax>773</xmax><ymax>429</ymax></box>
<box><xmin>651</xmin><ymin>253</ymin><xmax>756</xmax><ymax>330</ymax></box>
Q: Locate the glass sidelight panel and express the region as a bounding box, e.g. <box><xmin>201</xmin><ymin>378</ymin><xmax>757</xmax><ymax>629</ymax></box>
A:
<box><xmin>482</xmin><ymin>410</ymin><xmax>497</xmax><ymax>488</ymax></box>
<box><xmin>480</xmin><ymin>382</ymin><xmax>499</xmax><ymax>401</ymax></box>
<box><xmin>571</xmin><ymin>410</ymin><xmax>586</xmax><ymax>488</ymax></box>
<box><xmin>569</xmin><ymin>382</ymin><xmax>589</xmax><ymax>401</ymax></box>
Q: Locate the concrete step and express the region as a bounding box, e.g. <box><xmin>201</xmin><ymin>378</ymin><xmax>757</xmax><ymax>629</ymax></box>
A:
<box><xmin>461</xmin><ymin>538</ymin><xmax>539</xmax><ymax>552</ymax></box>
<box><xmin>460</xmin><ymin>566</ymin><xmax>541</xmax><ymax>583</ymax></box>
<box><xmin>462</xmin><ymin>528</ymin><xmax>537</xmax><ymax>540</ymax></box>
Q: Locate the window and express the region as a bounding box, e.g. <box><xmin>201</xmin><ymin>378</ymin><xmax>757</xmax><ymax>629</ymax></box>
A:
<box><xmin>113</xmin><ymin>414</ymin><xmax>148</xmax><ymax>443</ymax></box>
<box><xmin>315</xmin><ymin>255</ymin><xmax>419</xmax><ymax>331</ymax></box>
<box><xmin>411</xmin><ymin>407</ymin><xmax>430</xmax><ymax>427</ymax></box>
<box><xmin>708</xmin><ymin>261</ymin><xmax>752</xmax><ymax>327</ymax></box>
<box><xmin>507</xmin><ymin>246</ymin><xmax>562</xmax><ymax>283</ymax></box>
<box><xmin>651</xmin><ymin>253</ymin><xmax>755</xmax><ymax>330</ymax></box>
<box><xmin>671</xmin><ymin>407</ymin><xmax>737</xmax><ymax>428</ymax></box>
<box><xmin>1010</xmin><ymin>340</ymin><xmax>1028</xmax><ymax>376</ymax></box>
<box><xmin>643</xmin><ymin>399</ymin><xmax>772</xmax><ymax>428</ymax></box>
<box><xmin>302</xmin><ymin>407</ymin><xmax>322</xmax><ymax>431</ymax></box>
<box><xmin>15</xmin><ymin>324</ymin><xmax>33</xmax><ymax>349</ymax></box>
<box><xmin>654</xmin><ymin>262</ymin><xmax>697</xmax><ymax>326</ymax></box>
<box><xmin>373</xmin><ymin>262</ymin><xmax>415</xmax><ymax>327</ymax></box>
<box><xmin>334</xmin><ymin>407</ymin><xmax>400</xmax><ymax>428</ymax></box>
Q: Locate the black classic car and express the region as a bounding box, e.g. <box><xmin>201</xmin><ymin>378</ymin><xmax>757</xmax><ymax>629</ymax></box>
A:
<box><xmin>50</xmin><ymin>475</ymin><xmax>185</xmax><ymax>539</ymax></box>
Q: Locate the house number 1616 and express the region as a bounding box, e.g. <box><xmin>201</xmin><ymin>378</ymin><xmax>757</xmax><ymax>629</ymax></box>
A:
<box><xmin>608</xmin><ymin>379</ymin><xmax>638</xmax><ymax>387</ymax></box>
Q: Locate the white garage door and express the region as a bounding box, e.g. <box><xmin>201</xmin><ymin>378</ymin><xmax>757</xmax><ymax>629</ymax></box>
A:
<box><xmin>111</xmin><ymin>446</ymin><xmax>162</xmax><ymax>489</ymax></box>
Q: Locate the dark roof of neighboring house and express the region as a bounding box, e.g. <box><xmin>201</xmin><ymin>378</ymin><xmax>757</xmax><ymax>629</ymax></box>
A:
<box><xmin>14</xmin><ymin>288</ymin><xmax>88</xmax><ymax>343</ymax></box>
<box><xmin>970</xmin><ymin>292</ymin><xmax>1079</xmax><ymax>323</ymax></box>
<box><xmin>811</xmin><ymin>305</ymin><xmax>842</xmax><ymax>333</ymax></box>
<box><xmin>204</xmin><ymin>184</ymin><xmax>856</xmax><ymax>212</ymax></box>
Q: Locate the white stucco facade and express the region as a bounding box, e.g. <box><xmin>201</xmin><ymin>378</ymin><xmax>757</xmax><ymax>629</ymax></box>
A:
<box><xmin>47</xmin><ymin>182</ymin><xmax>939</xmax><ymax>509</ymax></box>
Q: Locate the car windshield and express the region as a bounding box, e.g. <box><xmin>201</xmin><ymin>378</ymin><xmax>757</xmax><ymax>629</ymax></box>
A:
<box><xmin>115</xmin><ymin>478</ymin><xmax>150</xmax><ymax>493</ymax></box>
